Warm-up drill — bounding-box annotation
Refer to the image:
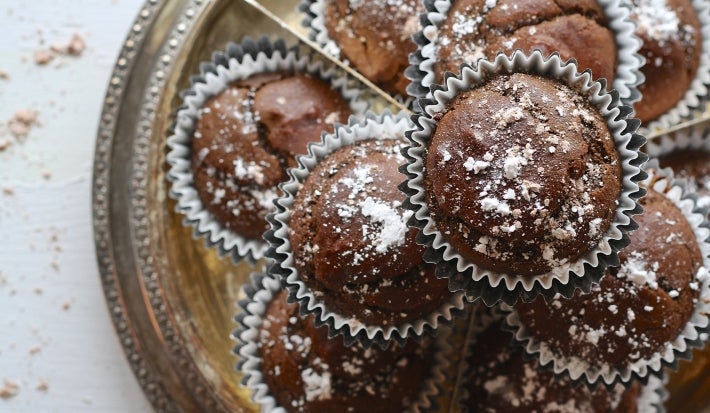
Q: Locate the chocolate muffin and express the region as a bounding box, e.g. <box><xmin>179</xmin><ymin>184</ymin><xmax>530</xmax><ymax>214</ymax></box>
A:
<box><xmin>424</xmin><ymin>72</ymin><xmax>621</xmax><ymax>276</ymax></box>
<box><xmin>258</xmin><ymin>289</ymin><xmax>436</xmax><ymax>413</ymax></box>
<box><xmin>323</xmin><ymin>0</ymin><xmax>423</xmax><ymax>97</ymax></box>
<box><xmin>631</xmin><ymin>0</ymin><xmax>702</xmax><ymax>123</ymax></box>
<box><xmin>434</xmin><ymin>0</ymin><xmax>617</xmax><ymax>85</ymax></box>
<box><xmin>658</xmin><ymin>148</ymin><xmax>710</xmax><ymax>209</ymax></box>
<box><xmin>463</xmin><ymin>318</ymin><xmax>641</xmax><ymax>413</ymax></box>
<box><xmin>191</xmin><ymin>73</ymin><xmax>352</xmax><ymax>240</ymax></box>
<box><xmin>289</xmin><ymin>138</ymin><xmax>451</xmax><ymax>325</ymax></box>
<box><xmin>514</xmin><ymin>183</ymin><xmax>704</xmax><ymax>369</ymax></box>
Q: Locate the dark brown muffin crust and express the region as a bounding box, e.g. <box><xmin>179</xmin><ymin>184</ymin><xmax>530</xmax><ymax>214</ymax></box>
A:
<box><xmin>191</xmin><ymin>73</ymin><xmax>351</xmax><ymax>240</ymax></box>
<box><xmin>259</xmin><ymin>290</ymin><xmax>435</xmax><ymax>413</ymax></box>
<box><xmin>289</xmin><ymin>138</ymin><xmax>451</xmax><ymax>324</ymax></box>
<box><xmin>631</xmin><ymin>0</ymin><xmax>702</xmax><ymax>123</ymax></box>
<box><xmin>435</xmin><ymin>0</ymin><xmax>616</xmax><ymax>85</ymax></box>
<box><xmin>464</xmin><ymin>319</ymin><xmax>640</xmax><ymax>413</ymax></box>
<box><xmin>424</xmin><ymin>73</ymin><xmax>621</xmax><ymax>276</ymax></box>
<box><xmin>324</xmin><ymin>0</ymin><xmax>423</xmax><ymax>97</ymax></box>
<box><xmin>514</xmin><ymin>184</ymin><xmax>703</xmax><ymax>367</ymax></box>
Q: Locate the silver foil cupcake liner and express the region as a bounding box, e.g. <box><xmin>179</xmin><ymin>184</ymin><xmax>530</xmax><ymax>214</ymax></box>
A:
<box><xmin>232</xmin><ymin>271</ymin><xmax>454</xmax><ymax>413</ymax></box>
<box><xmin>500</xmin><ymin>164</ymin><xmax>710</xmax><ymax>388</ymax></box>
<box><xmin>264</xmin><ymin>109</ymin><xmax>466</xmax><ymax>347</ymax></box>
<box><xmin>406</xmin><ymin>0</ymin><xmax>644</xmax><ymax>111</ymax></box>
<box><xmin>456</xmin><ymin>307</ymin><xmax>668</xmax><ymax>412</ymax></box>
<box><xmin>401</xmin><ymin>50</ymin><xmax>647</xmax><ymax>306</ymax></box>
<box><xmin>640</xmin><ymin>0</ymin><xmax>710</xmax><ymax>135</ymax></box>
<box><xmin>298</xmin><ymin>0</ymin><xmax>418</xmax><ymax>106</ymax></box>
<box><xmin>166</xmin><ymin>37</ymin><xmax>368</xmax><ymax>263</ymax></box>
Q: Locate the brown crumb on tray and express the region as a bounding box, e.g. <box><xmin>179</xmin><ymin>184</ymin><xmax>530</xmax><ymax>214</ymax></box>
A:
<box><xmin>28</xmin><ymin>346</ymin><xmax>41</xmax><ymax>356</ymax></box>
<box><xmin>2</xmin><ymin>187</ymin><xmax>14</xmax><ymax>196</ymax></box>
<box><xmin>0</xmin><ymin>70</ymin><xmax>8</xmax><ymax>80</ymax></box>
<box><xmin>0</xmin><ymin>379</ymin><xmax>20</xmax><ymax>399</ymax></box>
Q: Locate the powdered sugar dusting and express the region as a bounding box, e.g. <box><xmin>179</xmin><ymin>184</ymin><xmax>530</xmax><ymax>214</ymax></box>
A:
<box><xmin>360</xmin><ymin>197</ymin><xmax>412</xmax><ymax>253</ymax></box>
<box><xmin>616</xmin><ymin>251</ymin><xmax>659</xmax><ymax>289</ymax></box>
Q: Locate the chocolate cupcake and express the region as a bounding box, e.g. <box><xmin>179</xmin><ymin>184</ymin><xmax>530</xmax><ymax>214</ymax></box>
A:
<box><xmin>460</xmin><ymin>313</ymin><xmax>643</xmax><ymax>412</ymax></box>
<box><xmin>632</xmin><ymin>0</ymin><xmax>710</xmax><ymax>129</ymax></box>
<box><xmin>234</xmin><ymin>273</ymin><xmax>451</xmax><ymax>413</ymax></box>
<box><xmin>504</xmin><ymin>167</ymin><xmax>710</xmax><ymax>387</ymax></box>
<box><xmin>266</xmin><ymin>111</ymin><xmax>465</xmax><ymax>346</ymax></box>
<box><xmin>167</xmin><ymin>38</ymin><xmax>367</xmax><ymax>262</ymax></box>
<box><xmin>301</xmin><ymin>0</ymin><xmax>424</xmax><ymax>98</ymax></box>
<box><xmin>402</xmin><ymin>51</ymin><xmax>646</xmax><ymax>305</ymax></box>
<box><xmin>408</xmin><ymin>0</ymin><xmax>643</xmax><ymax>107</ymax></box>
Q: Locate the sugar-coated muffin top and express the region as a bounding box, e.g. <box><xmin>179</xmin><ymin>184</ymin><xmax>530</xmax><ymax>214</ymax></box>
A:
<box><xmin>289</xmin><ymin>138</ymin><xmax>451</xmax><ymax>324</ymax></box>
<box><xmin>191</xmin><ymin>73</ymin><xmax>351</xmax><ymax>239</ymax></box>
<box><xmin>425</xmin><ymin>73</ymin><xmax>621</xmax><ymax>276</ymax></box>
<box><xmin>435</xmin><ymin>0</ymin><xmax>616</xmax><ymax>84</ymax></box>
<box><xmin>631</xmin><ymin>0</ymin><xmax>702</xmax><ymax>123</ymax></box>
<box><xmin>514</xmin><ymin>184</ymin><xmax>705</xmax><ymax>367</ymax></box>
<box><xmin>464</xmin><ymin>319</ymin><xmax>641</xmax><ymax>413</ymax></box>
<box><xmin>324</xmin><ymin>0</ymin><xmax>423</xmax><ymax>96</ymax></box>
<box><xmin>258</xmin><ymin>290</ymin><xmax>435</xmax><ymax>413</ymax></box>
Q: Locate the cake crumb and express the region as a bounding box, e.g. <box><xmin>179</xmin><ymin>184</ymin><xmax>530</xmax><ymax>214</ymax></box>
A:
<box><xmin>36</xmin><ymin>379</ymin><xmax>49</xmax><ymax>392</ymax></box>
<box><xmin>61</xmin><ymin>301</ymin><xmax>72</xmax><ymax>311</ymax></box>
<box><xmin>8</xmin><ymin>108</ymin><xmax>39</xmax><ymax>139</ymax></box>
<box><xmin>0</xmin><ymin>379</ymin><xmax>20</xmax><ymax>399</ymax></box>
<box><xmin>2</xmin><ymin>186</ymin><xmax>15</xmax><ymax>196</ymax></box>
<box><xmin>28</xmin><ymin>345</ymin><xmax>42</xmax><ymax>356</ymax></box>
<box><xmin>0</xmin><ymin>70</ymin><xmax>8</xmax><ymax>80</ymax></box>
<box><xmin>50</xmin><ymin>33</ymin><xmax>86</xmax><ymax>57</ymax></box>
<box><xmin>33</xmin><ymin>49</ymin><xmax>54</xmax><ymax>65</ymax></box>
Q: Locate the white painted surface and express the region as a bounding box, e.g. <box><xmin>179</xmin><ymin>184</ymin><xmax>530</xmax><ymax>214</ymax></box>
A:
<box><xmin>1</xmin><ymin>1</ymin><xmax>153</xmax><ymax>411</ymax></box>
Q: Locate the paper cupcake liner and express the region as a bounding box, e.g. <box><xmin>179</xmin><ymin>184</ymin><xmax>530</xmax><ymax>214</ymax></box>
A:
<box><xmin>166</xmin><ymin>36</ymin><xmax>368</xmax><ymax>263</ymax></box>
<box><xmin>298</xmin><ymin>0</ymin><xmax>416</xmax><ymax>106</ymax></box>
<box><xmin>401</xmin><ymin>50</ymin><xmax>647</xmax><ymax>306</ymax></box>
<box><xmin>646</xmin><ymin>123</ymin><xmax>710</xmax><ymax>159</ymax></box>
<box><xmin>500</xmin><ymin>163</ymin><xmax>710</xmax><ymax>388</ymax></box>
<box><xmin>264</xmin><ymin>109</ymin><xmax>466</xmax><ymax>347</ymax></box>
<box><xmin>406</xmin><ymin>0</ymin><xmax>644</xmax><ymax>112</ymax></box>
<box><xmin>640</xmin><ymin>0</ymin><xmax>710</xmax><ymax>135</ymax></box>
<box><xmin>456</xmin><ymin>307</ymin><xmax>666</xmax><ymax>412</ymax></box>
<box><xmin>232</xmin><ymin>271</ymin><xmax>454</xmax><ymax>413</ymax></box>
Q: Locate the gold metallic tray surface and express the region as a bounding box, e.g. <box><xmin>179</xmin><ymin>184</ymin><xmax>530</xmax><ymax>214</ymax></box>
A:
<box><xmin>92</xmin><ymin>0</ymin><xmax>710</xmax><ymax>411</ymax></box>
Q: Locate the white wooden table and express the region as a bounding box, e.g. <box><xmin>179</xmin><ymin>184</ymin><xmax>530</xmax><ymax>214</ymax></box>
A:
<box><xmin>0</xmin><ymin>1</ymin><xmax>153</xmax><ymax>411</ymax></box>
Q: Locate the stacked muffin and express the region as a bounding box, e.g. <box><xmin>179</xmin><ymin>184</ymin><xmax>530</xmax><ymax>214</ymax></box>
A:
<box><xmin>165</xmin><ymin>1</ymin><xmax>710</xmax><ymax>411</ymax></box>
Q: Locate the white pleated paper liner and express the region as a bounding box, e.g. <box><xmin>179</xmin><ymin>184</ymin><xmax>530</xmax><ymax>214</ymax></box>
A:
<box><xmin>456</xmin><ymin>308</ymin><xmax>668</xmax><ymax>413</ymax></box>
<box><xmin>406</xmin><ymin>0</ymin><xmax>644</xmax><ymax>112</ymax></box>
<box><xmin>640</xmin><ymin>0</ymin><xmax>710</xmax><ymax>136</ymax></box>
<box><xmin>646</xmin><ymin>123</ymin><xmax>710</xmax><ymax>159</ymax></box>
<box><xmin>232</xmin><ymin>271</ymin><xmax>453</xmax><ymax>413</ymax></box>
<box><xmin>400</xmin><ymin>51</ymin><xmax>647</xmax><ymax>306</ymax></box>
<box><xmin>500</xmin><ymin>164</ymin><xmax>710</xmax><ymax>389</ymax></box>
<box><xmin>264</xmin><ymin>110</ymin><xmax>466</xmax><ymax>348</ymax></box>
<box><xmin>166</xmin><ymin>37</ymin><xmax>368</xmax><ymax>263</ymax></box>
<box><xmin>297</xmin><ymin>0</ymin><xmax>418</xmax><ymax>106</ymax></box>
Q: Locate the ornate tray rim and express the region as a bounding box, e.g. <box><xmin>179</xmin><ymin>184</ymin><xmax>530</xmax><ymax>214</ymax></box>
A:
<box><xmin>92</xmin><ymin>0</ymin><xmax>228</xmax><ymax>411</ymax></box>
